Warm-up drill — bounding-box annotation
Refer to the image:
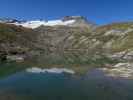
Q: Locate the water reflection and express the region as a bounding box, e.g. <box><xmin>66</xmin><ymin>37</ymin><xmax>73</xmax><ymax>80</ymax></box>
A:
<box><xmin>0</xmin><ymin>68</ymin><xmax>133</xmax><ymax>100</ymax></box>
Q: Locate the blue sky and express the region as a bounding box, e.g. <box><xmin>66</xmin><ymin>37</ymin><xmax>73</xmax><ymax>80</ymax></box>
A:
<box><xmin>0</xmin><ymin>0</ymin><xmax>133</xmax><ymax>24</ymax></box>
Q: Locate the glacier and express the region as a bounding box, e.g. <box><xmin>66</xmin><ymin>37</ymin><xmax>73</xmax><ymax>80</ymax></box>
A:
<box><xmin>14</xmin><ymin>19</ymin><xmax>76</xmax><ymax>29</ymax></box>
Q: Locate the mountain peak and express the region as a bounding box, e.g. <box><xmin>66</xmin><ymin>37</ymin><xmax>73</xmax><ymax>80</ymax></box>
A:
<box><xmin>62</xmin><ymin>16</ymin><xmax>94</xmax><ymax>28</ymax></box>
<box><xmin>62</xmin><ymin>16</ymin><xmax>87</xmax><ymax>21</ymax></box>
<box><xmin>0</xmin><ymin>16</ymin><xmax>95</xmax><ymax>29</ymax></box>
<box><xmin>0</xmin><ymin>17</ymin><xmax>20</xmax><ymax>23</ymax></box>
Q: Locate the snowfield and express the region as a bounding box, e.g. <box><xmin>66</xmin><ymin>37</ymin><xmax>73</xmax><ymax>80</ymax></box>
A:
<box><xmin>14</xmin><ymin>19</ymin><xmax>76</xmax><ymax>29</ymax></box>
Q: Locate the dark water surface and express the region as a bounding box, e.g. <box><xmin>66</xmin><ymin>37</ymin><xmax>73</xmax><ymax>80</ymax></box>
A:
<box><xmin>0</xmin><ymin>68</ymin><xmax>133</xmax><ymax>100</ymax></box>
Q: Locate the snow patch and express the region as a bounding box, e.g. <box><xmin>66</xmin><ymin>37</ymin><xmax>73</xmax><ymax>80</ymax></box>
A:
<box><xmin>26</xmin><ymin>67</ymin><xmax>75</xmax><ymax>74</ymax></box>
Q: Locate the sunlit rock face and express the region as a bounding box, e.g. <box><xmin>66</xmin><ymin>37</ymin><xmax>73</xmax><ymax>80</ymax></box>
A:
<box><xmin>100</xmin><ymin>63</ymin><xmax>133</xmax><ymax>78</ymax></box>
<box><xmin>62</xmin><ymin>16</ymin><xmax>95</xmax><ymax>28</ymax></box>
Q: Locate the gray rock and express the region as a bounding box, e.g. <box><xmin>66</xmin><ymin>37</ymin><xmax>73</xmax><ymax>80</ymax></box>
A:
<box><xmin>6</xmin><ymin>55</ymin><xmax>25</xmax><ymax>62</ymax></box>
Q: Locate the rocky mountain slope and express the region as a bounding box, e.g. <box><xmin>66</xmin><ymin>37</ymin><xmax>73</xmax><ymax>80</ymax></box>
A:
<box><xmin>0</xmin><ymin>16</ymin><xmax>133</xmax><ymax>71</ymax></box>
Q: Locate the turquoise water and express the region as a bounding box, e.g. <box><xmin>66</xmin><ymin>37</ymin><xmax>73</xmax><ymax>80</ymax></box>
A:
<box><xmin>0</xmin><ymin>68</ymin><xmax>133</xmax><ymax>100</ymax></box>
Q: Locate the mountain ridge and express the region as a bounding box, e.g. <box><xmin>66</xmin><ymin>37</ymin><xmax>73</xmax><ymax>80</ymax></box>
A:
<box><xmin>0</xmin><ymin>16</ymin><xmax>94</xmax><ymax>29</ymax></box>
<box><xmin>0</xmin><ymin>16</ymin><xmax>133</xmax><ymax>77</ymax></box>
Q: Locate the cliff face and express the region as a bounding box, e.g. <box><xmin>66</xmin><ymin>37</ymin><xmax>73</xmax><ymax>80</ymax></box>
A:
<box><xmin>0</xmin><ymin>17</ymin><xmax>133</xmax><ymax>67</ymax></box>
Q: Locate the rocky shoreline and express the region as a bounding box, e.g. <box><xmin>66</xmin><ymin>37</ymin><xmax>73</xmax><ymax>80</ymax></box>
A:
<box><xmin>100</xmin><ymin>63</ymin><xmax>133</xmax><ymax>79</ymax></box>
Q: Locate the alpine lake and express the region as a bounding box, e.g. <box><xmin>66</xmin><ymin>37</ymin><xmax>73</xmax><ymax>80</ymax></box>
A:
<box><xmin>0</xmin><ymin>62</ymin><xmax>133</xmax><ymax>100</ymax></box>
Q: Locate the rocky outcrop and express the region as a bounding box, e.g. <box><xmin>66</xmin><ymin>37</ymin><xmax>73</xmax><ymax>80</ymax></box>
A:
<box><xmin>101</xmin><ymin>63</ymin><xmax>133</xmax><ymax>78</ymax></box>
<box><xmin>62</xmin><ymin>16</ymin><xmax>95</xmax><ymax>28</ymax></box>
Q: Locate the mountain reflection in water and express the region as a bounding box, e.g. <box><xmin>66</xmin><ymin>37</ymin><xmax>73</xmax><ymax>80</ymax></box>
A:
<box><xmin>0</xmin><ymin>67</ymin><xmax>133</xmax><ymax>100</ymax></box>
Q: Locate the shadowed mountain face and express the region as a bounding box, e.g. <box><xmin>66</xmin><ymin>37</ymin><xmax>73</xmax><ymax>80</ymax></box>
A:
<box><xmin>0</xmin><ymin>16</ymin><xmax>133</xmax><ymax>67</ymax></box>
<box><xmin>0</xmin><ymin>23</ymin><xmax>37</xmax><ymax>54</ymax></box>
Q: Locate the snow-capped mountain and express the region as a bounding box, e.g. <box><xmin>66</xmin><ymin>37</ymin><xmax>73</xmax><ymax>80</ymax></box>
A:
<box><xmin>0</xmin><ymin>16</ymin><xmax>93</xmax><ymax>29</ymax></box>
<box><xmin>1</xmin><ymin>16</ymin><xmax>133</xmax><ymax>78</ymax></box>
<box><xmin>14</xmin><ymin>19</ymin><xmax>76</xmax><ymax>29</ymax></box>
